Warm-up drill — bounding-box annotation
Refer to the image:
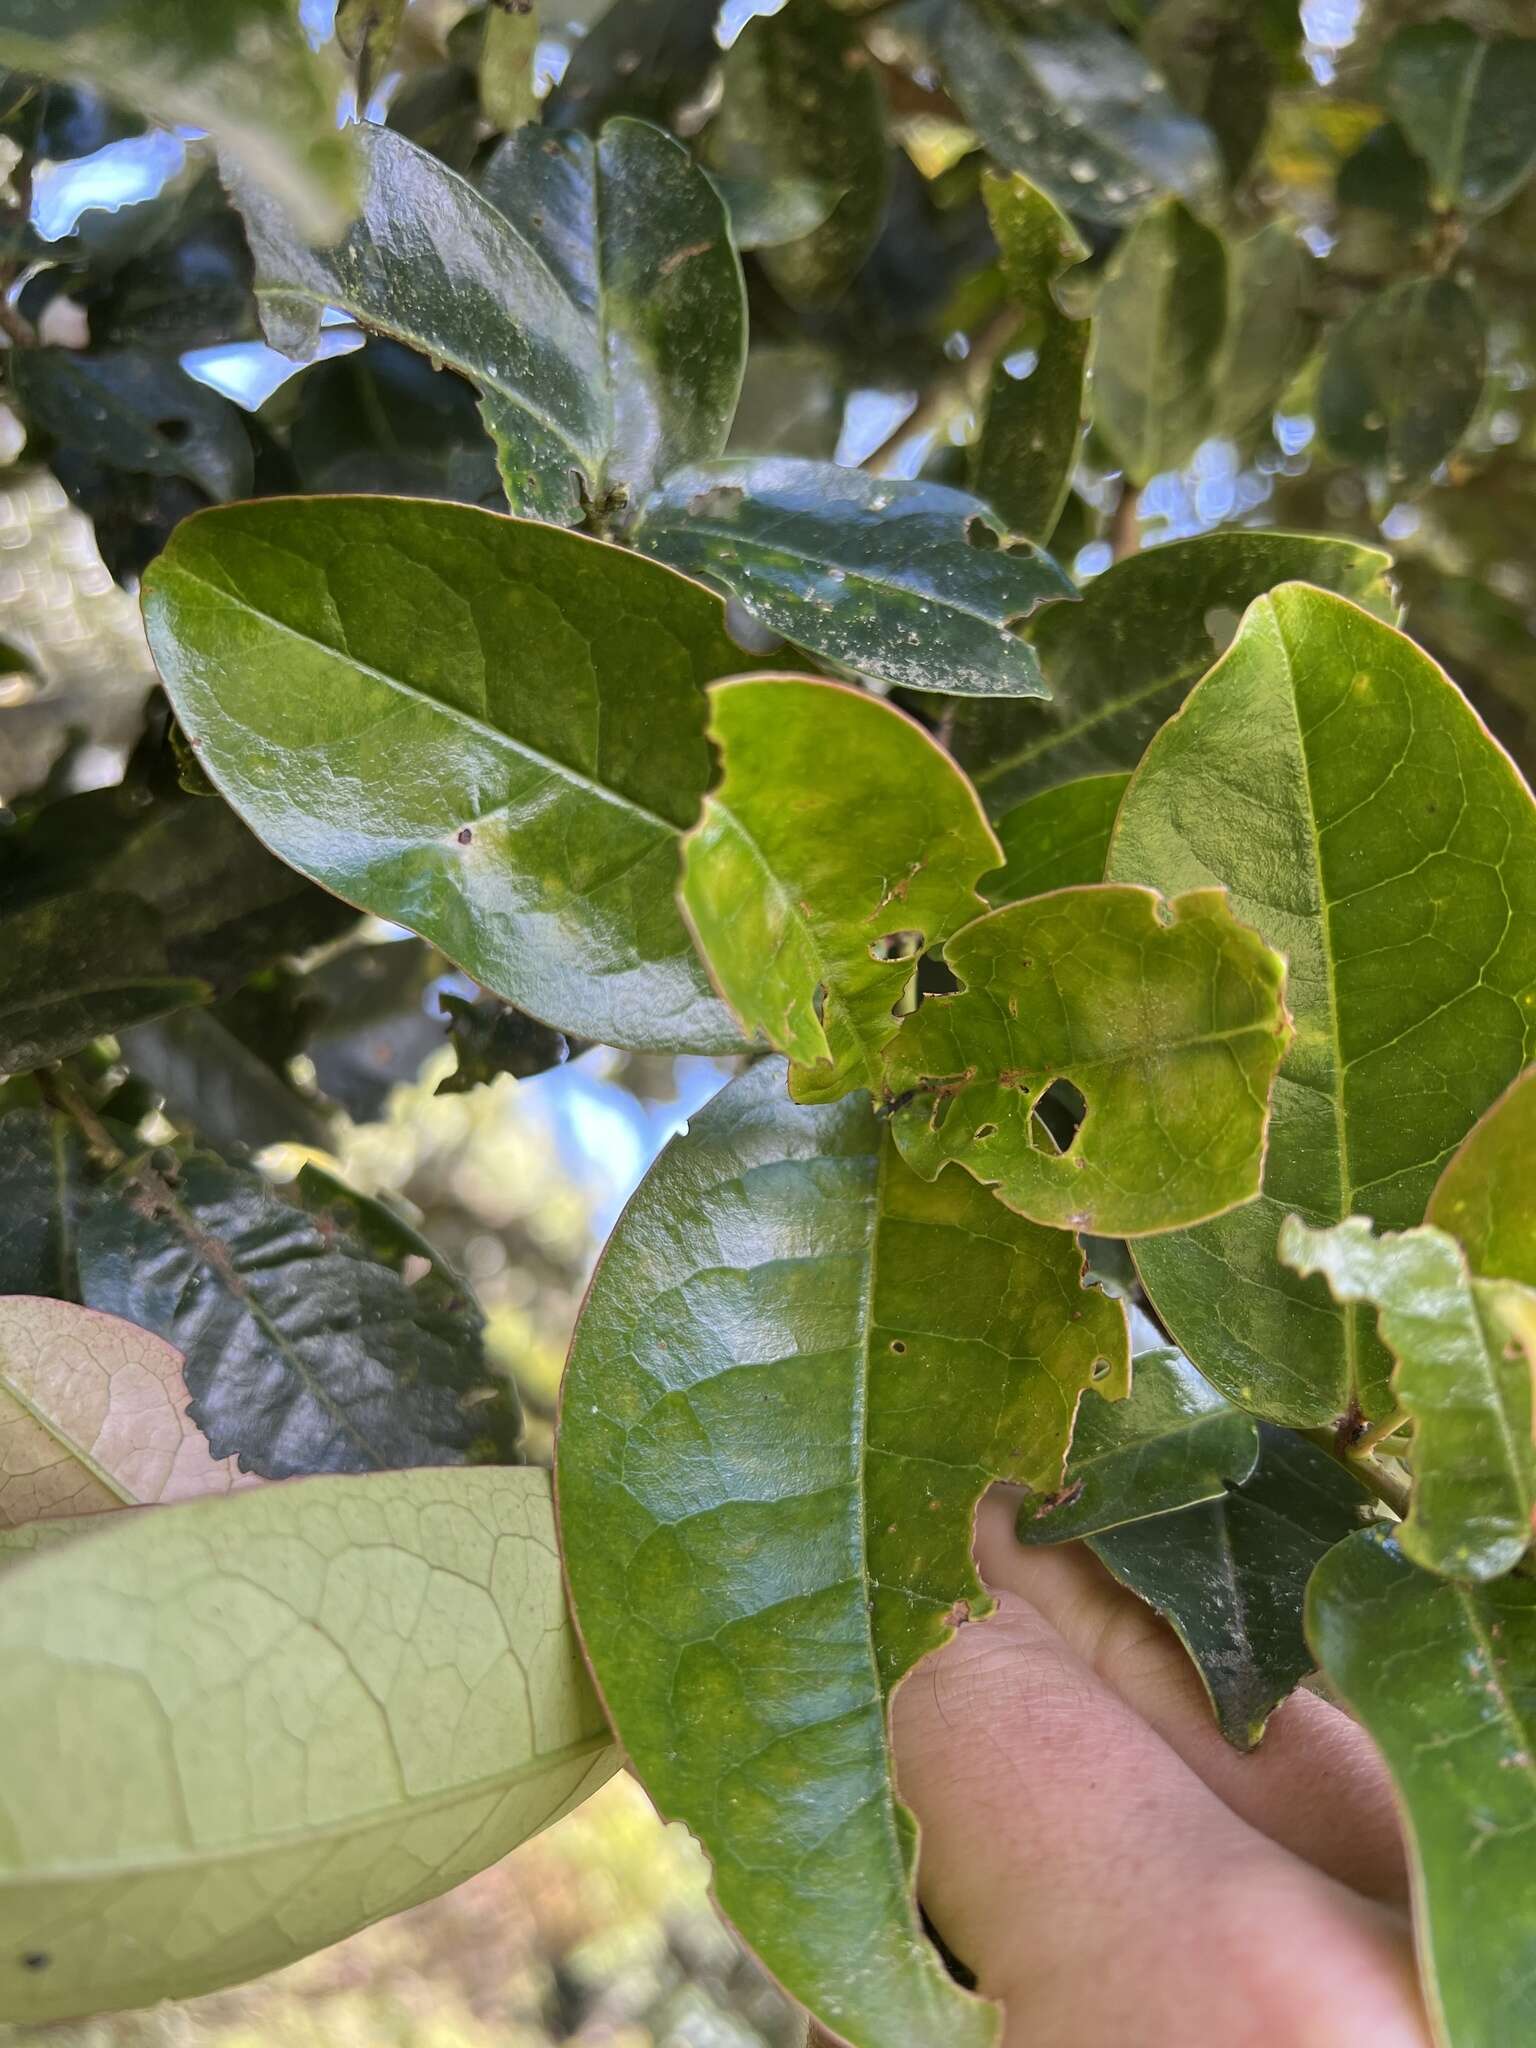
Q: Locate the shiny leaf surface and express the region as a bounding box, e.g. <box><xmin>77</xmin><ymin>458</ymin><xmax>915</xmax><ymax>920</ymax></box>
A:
<box><xmin>1280</xmin><ymin>1215</ymin><xmax>1536</xmax><ymax>1581</ymax></box>
<box><xmin>635</xmin><ymin>457</ymin><xmax>1074</xmax><ymax>696</ymax></box>
<box><xmin>681</xmin><ymin>678</ymin><xmax>1001</xmax><ymax>1102</ymax></box>
<box><xmin>0</xmin><ymin>1467</ymin><xmax>614</xmax><ymax>2021</ymax></box>
<box><xmin>986</xmin><ymin>772</ymin><xmax>1129</xmax><ymax>905</ymax></box>
<box><xmin>883</xmin><ymin>884</ymin><xmax>1292</xmax><ymax>1237</ymax></box>
<box><xmin>142</xmin><ymin>496</ymin><xmax>750</xmax><ymax>1053</ymax></box>
<box><xmin>1110</xmin><ymin>584</ymin><xmax>1536</xmax><ymax>1429</ymax></box>
<box><xmin>1319</xmin><ymin>278</ymin><xmax>1487</xmax><ymax>491</ymax></box>
<box><xmin>1380</xmin><ymin>19</ymin><xmax>1536</xmax><ymax>218</ymax></box>
<box><xmin>558</xmin><ymin>1057</ymin><xmax>1127</xmax><ymax>2048</ymax></box>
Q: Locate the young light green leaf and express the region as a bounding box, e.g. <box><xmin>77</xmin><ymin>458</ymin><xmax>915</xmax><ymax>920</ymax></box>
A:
<box><xmin>986</xmin><ymin>772</ymin><xmax>1129</xmax><ymax>905</ymax></box>
<box><xmin>1093</xmin><ymin>198</ymin><xmax>1228</xmax><ymax>485</ymax></box>
<box><xmin>883</xmin><ymin>884</ymin><xmax>1292</xmax><ymax>1237</ymax></box>
<box><xmin>1109</xmin><ymin>584</ymin><xmax>1536</xmax><ymax>1431</ymax></box>
<box><xmin>635</xmin><ymin>457</ymin><xmax>1075</xmax><ymax>696</ymax></box>
<box><xmin>949</xmin><ymin>532</ymin><xmax>1394</xmax><ymax>811</ymax></box>
<box><xmin>0</xmin><ymin>1295</ymin><xmax>253</xmax><ymax>1529</ymax></box>
<box><xmin>1308</xmin><ymin>1528</ymin><xmax>1536</xmax><ymax>2048</ymax></box>
<box><xmin>708</xmin><ymin>0</ymin><xmax>889</xmax><ymax>305</ymax></box>
<box><xmin>142</xmin><ymin>496</ymin><xmax>752</xmax><ymax>1053</ymax></box>
<box><xmin>938</xmin><ymin>0</ymin><xmax>1220</xmax><ymax>228</ymax></box>
<box><xmin>972</xmin><ymin>168</ymin><xmax>1091</xmax><ymax>544</ymax></box>
<box><xmin>0</xmin><ymin>0</ymin><xmax>357</xmax><ymax>241</ymax></box>
<box><xmin>12</xmin><ymin>348</ymin><xmax>252</xmax><ymax>502</ymax></box>
<box><xmin>0</xmin><ymin>1466</ymin><xmax>615</xmax><ymax>2022</ymax></box>
<box><xmin>478</xmin><ymin>118</ymin><xmax>747</xmax><ymax>505</ymax></box>
<box><xmin>1280</xmin><ymin>1215</ymin><xmax>1536</xmax><ymax>1581</ymax></box>
<box><xmin>680</xmin><ymin>678</ymin><xmax>1002</xmax><ymax>1103</ymax></box>
<box><xmin>1095</xmin><ymin>1424</ymin><xmax>1372</xmax><ymax>1749</ymax></box>
<box><xmin>1319</xmin><ymin>278</ymin><xmax>1487</xmax><ymax>490</ymax></box>
<box><xmin>558</xmin><ymin>1057</ymin><xmax>1128</xmax><ymax>2048</ymax></box>
<box><xmin>1380</xmin><ymin>19</ymin><xmax>1536</xmax><ymax>218</ymax></box>
<box><xmin>1427</xmin><ymin>1066</ymin><xmax>1536</xmax><ymax>1287</ymax></box>
<box><xmin>226</xmin><ymin>122</ymin><xmax>602</xmax><ymax>524</ymax></box>
<box><xmin>1018</xmin><ymin>1344</ymin><xmax>1259</xmax><ymax>1544</ymax></box>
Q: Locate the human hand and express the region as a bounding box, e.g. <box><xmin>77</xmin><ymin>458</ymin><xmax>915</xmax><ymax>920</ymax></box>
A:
<box><xmin>815</xmin><ymin>1488</ymin><xmax>1431</xmax><ymax>2048</ymax></box>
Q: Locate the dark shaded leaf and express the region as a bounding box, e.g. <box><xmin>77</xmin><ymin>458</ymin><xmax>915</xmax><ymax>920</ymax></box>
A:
<box><xmin>13</xmin><ymin>348</ymin><xmax>253</xmax><ymax>501</ymax></box>
<box><xmin>0</xmin><ymin>1108</ymin><xmax>90</xmax><ymax>1298</ymax></box>
<box><xmin>119</xmin><ymin>1008</ymin><xmax>334</xmax><ymax>1154</ymax></box>
<box><xmin>435</xmin><ymin>992</ymin><xmax>576</xmax><ymax>1092</ymax></box>
<box><xmin>986</xmin><ymin>771</ymin><xmax>1128</xmax><ymax>904</ymax></box>
<box><xmin>286</xmin><ymin>340</ymin><xmax>503</xmax><ymax>505</ymax></box>
<box><xmin>1319</xmin><ymin>277</ymin><xmax>1487</xmax><ymax>490</ymax></box>
<box><xmin>709</xmin><ymin>170</ymin><xmax>840</xmax><ymax>250</ymax></box>
<box><xmin>336</xmin><ymin>0</ymin><xmax>406</xmax><ymax>109</ymax></box>
<box><xmin>545</xmin><ymin>0</ymin><xmax>724</xmax><ymax>134</ymax></box>
<box><xmin>1210</xmin><ymin>223</ymin><xmax>1313</xmax><ymax>444</ymax></box>
<box><xmin>1380</xmin><ymin>18</ymin><xmax>1536</xmax><ymax>218</ymax></box>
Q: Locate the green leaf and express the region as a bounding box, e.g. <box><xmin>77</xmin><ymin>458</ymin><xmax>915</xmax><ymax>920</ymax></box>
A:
<box><xmin>1307</xmin><ymin>1527</ymin><xmax>1536</xmax><ymax>2048</ymax></box>
<box><xmin>1279</xmin><ymin>1215</ymin><xmax>1536</xmax><ymax>1581</ymax></box>
<box><xmin>435</xmin><ymin>993</ymin><xmax>577</xmax><ymax>1093</ymax></box>
<box><xmin>680</xmin><ymin>678</ymin><xmax>1002</xmax><ymax>1103</ymax></box>
<box><xmin>1108</xmin><ymin>583</ymin><xmax>1536</xmax><ymax>1429</ymax></box>
<box><xmin>1018</xmin><ymin>1343</ymin><xmax>1259</xmax><ymax>1543</ymax></box>
<box><xmin>0</xmin><ymin>1466</ymin><xmax>615</xmax><ymax>2021</ymax></box>
<box><xmin>709</xmin><ymin>171</ymin><xmax>841</xmax><ymax>250</ymax></box>
<box><xmin>479</xmin><ymin>0</ymin><xmax>539</xmax><ymax>132</ymax></box>
<box><xmin>635</xmin><ymin>458</ymin><xmax>1075</xmax><ymax>696</ymax></box>
<box><xmin>949</xmin><ymin>532</ymin><xmax>1395</xmax><ymax>811</ymax></box>
<box><xmin>558</xmin><ymin>1057</ymin><xmax>1128</xmax><ymax>2048</ymax></box>
<box><xmin>1318</xmin><ymin>278</ymin><xmax>1487</xmax><ymax>491</ymax></box>
<box><xmin>336</xmin><ymin>0</ymin><xmax>405</xmax><ymax>107</ymax></box>
<box><xmin>0</xmin><ymin>1110</ymin><xmax>90</xmax><ymax>1300</ymax></box>
<box><xmin>986</xmin><ymin>772</ymin><xmax>1129</xmax><ymax>905</ymax></box>
<box><xmin>119</xmin><ymin>1007</ymin><xmax>334</xmax><ymax>1154</ymax></box>
<box><xmin>0</xmin><ymin>0</ymin><xmax>357</xmax><ymax>241</ymax></box>
<box><xmin>1095</xmin><ymin>1425</ymin><xmax>1372</xmax><ymax>1749</ymax></box>
<box><xmin>478</xmin><ymin>118</ymin><xmax>746</xmax><ymax>505</ymax></box>
<box><xmin>1428</xmin><ymin>1066</ymin><xmax>1536</xmax><ymax>1285</ymax></box>
<box><xmin>12</xmin><ymin>348</ymin><xmax>252</xmax><ymax>501</ymax></box>
<box><xmin>141</xmin><ymin>495</ymin><xmax>753</xmax><ymax>1054</ymax></box>
<box><xmin>0</xmin><ymin>1294</ymin><xmax>250</xmax><ymax>1528</ymax></box>
<box><xmin>883</xmin><ymin>884</ymin><xmax>1292</xmax><ymax>1236</ymax></box>
<box><xmin>709</xmin><ymin>0</ymin><xmax>889</xmax><ymax>306</ymax></box>
<box><xmin>1143</xmin><ymin>0</ymin><xmax>1291</xmax><ymax>187</ymax></box>
<box><xmin>226</xmin><ymin>122</ymin><xmax>602</xmax><ymax>524</ymax></box>
<box><xmin>1092</xmin><ymin>198</ymin><xmax>1228</xmax><ymax>486</ymax></box>
<box><xmin>1380</xmin><ymin>19</ymin><xmax>1536</xmax><ymax>218</ymax></box>
<box><xmin>1210</xmin><ymin>223</ymin><xmax>1314</xmax><ymax>445</ymax></box>
<box><xmin>938</xmin><ymin>0</ymin><xmax>1221</xmax><ymax>229</ymax></box>
<box><xmin>545</xmin><ymin>0</ymin><xmax>723</xmax><ymax>133</ymax></box>
<box><xmin>972</xmin><ymin>168</ymin><xmax>1091</xmax><ymax>544</ymax></box>
<box><xmin>286</xmin><ymin>340</ymin><xmax>503</xmax><ymax>505</ymax></box>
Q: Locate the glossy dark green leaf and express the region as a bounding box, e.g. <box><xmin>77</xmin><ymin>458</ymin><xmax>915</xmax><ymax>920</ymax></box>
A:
<box><xmin>1307</xmin><ymin>1527</ymin><xmax>1536</xmax><ymax>2048</ymax></box>
<box><xmin>1018</xmin><ymin>1344</ymin><xmax>1259</xmax><ymax>1543</ymax></box>
<box><xmin>986</xmin><ymin>772</ymin><xmax>1128</xmax><ymax>905</ymax></box>
<box><xmin>1093</xmin><ymin>198</ymin><xmax>1228</xmax><ymax>486</ymax></box>
<box><xmin>227</xmin><ymin>122</ymin><xmax>601</xmax><ymax>524</ymax></box>
<box><xmin>12</xmin><ymin>348</ymin><xmax>252</xmax><ymax>501</ymax></box>
<box><xmin>635</xmin><ymin>457</ymin><xmax>1074</xmax><ymax>696</ymax></box>
<box><xmin>0</xmin><ymin>1467</ymin><xmax>614</xmax><ymax>2022</ymax></box>
<box><xmin>545</xmin><ymin>0</ymin><xmax>723</xmax><ymax>134</ymax></box>
<box><xmin>1428</xmin><ymin>1066</ymin><xmax>1536</xmax><ymax>1286</ymax></box>
<box><xmin>478</xmin><ymin>119</ymin><xmax>746</xmax><ymax>505</ymax></box>
<box><xmin>709</xmin><ymin>0</ymin><xmax>889</xmax><ymax>305</ymax></box>
<box><xmin>0</xmin><ymin>0</ymin><xmax>356</xmax><ymax>239</ymax></box>
<box><xmin>0</xmin><ymin>1109</ymin><xmax>91</xmax><ymax>1300</ymax></box>
<box><xmin>972</xmin><ymin>169</ymin><xmax>1090</xmax><ymax>544</ymax></box>
<box><xmin>286</xmin><ymin>340</ymin><xmax>502</xmax><ymax>506</ymax></box>
<box><xmin>1095</xmin><ymin>1425</ymin><xmax>1372</xmax><ymax>1749</ymax></box>
<box><xmin>1280</xmin><ymin>1215</ymin><xmax>1536</xmax><ymax>1581</ymax></box>
<box><xmin>119</xmin><ymin>1008</ymin><xmax>333</xmax><ymax>1154</ymax></box>
<box><xmin>1380</xmin><ymin>19</ymin><xmax>1536</xmax><ymax>218</ymax></box>
<box><xmin>950</xmin><ymin>533</ymin><xmax>1394</xmax><ymax>811</ymax></box>
<box><xmin>435</xmin><ymin>993</ymin><xmax>576</xmax><ymax>1093</ymax></box>
<box><xmin>938</xmin><ymin>0</ymin><xmax>1221</xmax><ymax>228</ymax></box>
<box><xmin>1318</xmin><ymin>278</ymin><xmax>1487</xmax><ymax>490</ymax></box>
<box><xmin>1109</xmin><ymin>584</ymin><xmax>1536</xmax><ymax>1430</ymax></box>
<box><xmin>884</xmin><ymin>884</ymin><xmax>1292</xmax><ymax>1236</ymax></box>
<box><xmin>681</xmin><ymin>678</ymin><xmax>1002</xmax><ymax>1102</ymax></box>
<box><xmin>1211</xmin><ymin>223</ymin><xmax>1313</xmax><ymax>445</ymax></box>
<box><xmin>142</xmin><ymin>496</ymin><xmax>752</xmax><ymax>1054</ymax></box>
<box><xmin>558</xmin><ymin>1057</ymin><xmax>1128</xmax><ymax>2048</ymax></box>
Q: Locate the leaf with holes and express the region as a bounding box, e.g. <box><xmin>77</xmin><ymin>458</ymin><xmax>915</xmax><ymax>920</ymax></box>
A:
<box><xmin>0</xmin><ymin>1295</ymin><xmax>254</xmax><ymax>1529</ymax></box>
<box><xmin>883</xmin><ymin>884</ymin><xmax>1292</xmax><ymax>1237</ymax></box>
<box><xmin>12</xmin><ymin>348</ymin><xmax>252</xmax><ymax>502</ymax></box>
<box><xmin>1280</xmin><ymin>1215</ymin><xmax>1536</xmax><ymax>1581</ymax></box>
<box><xmin>1094</xmin><ymin>1424</ymin><xmax>1372</xmax><ymax>1750</ymax></box>
<box><xmin>635</xmin><ymin>457</ymin><xmax>1075</xmax><ymax>696</ymax></box>
<box><xmin>0</xmin><ymin>1466</ymin><xmax>614</xmax><ymax>2022</ymax></box>
<box><xmin>558</xmin><ymin>1057</ymin><xmax>1128</xmax><ymax>2048</ymax></box>
<box><xmin>1108</xmin><ymin>584</ymin><xmax>1536</xmax><ymax>1430</ymax></box>
<box><xmin>1017</xmin><ymin>1344</ymin><xmax>1259</xmax><ymax>1544</ymax></box>
<box><xmin>947</xmin><ymin>533</ymin><xmax>1394</xmax><ymax>812</ymax></box>
<box><xmin>1319</xmin><ymin>278</ymin><xmax>1487</xmax><ymax>491</ymax></box>
<box><xmin>1380</xmin><ymin>19</ymin><xmax>1536</xmax><ymax>218</ymax></box>
<box><xmin>142</xmin><ymin>495</ymin><xmax>753</xmax><ymax>1053</ymax></box>
<box><xmin>478</xmin><ymin>117</ymin><xmax>746</xmax><ymax>506</ymax></box>
<box><xmin>972</xmin><ymin>169</ymin><xmax>1091</xmax><ymax>545</ymax></box>
<box><xmin>680</xmin><ymin>678</ymin><xmax>1002</xmax><ymax>1102</ymax></box>
<box><xmin>986</xmin><ymin>773</ymin><xmax>1129</xmax><ymax>905</ymax></box>
<box><xmin>1428</xmin><ymin>1066</ymin><xmax>1536</xmax><ymax>1287</ymax></box>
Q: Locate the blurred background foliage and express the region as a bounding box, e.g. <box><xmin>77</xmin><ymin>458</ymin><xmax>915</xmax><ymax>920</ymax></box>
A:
<box><xmin>3</xmin><ymin>0</ymin><xmax>1536</xmax><ymax>2038</ymax></box>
